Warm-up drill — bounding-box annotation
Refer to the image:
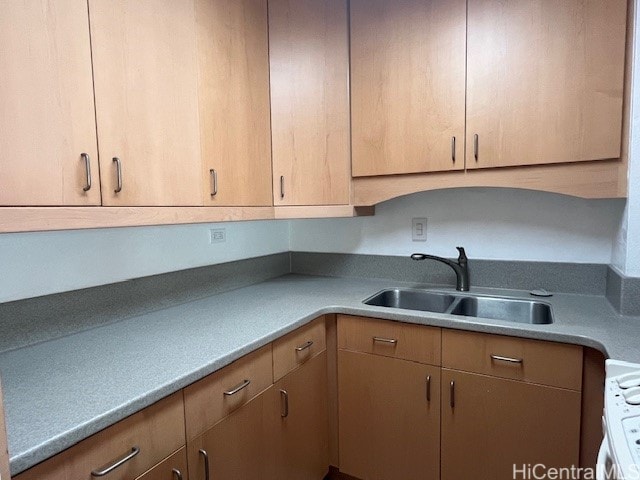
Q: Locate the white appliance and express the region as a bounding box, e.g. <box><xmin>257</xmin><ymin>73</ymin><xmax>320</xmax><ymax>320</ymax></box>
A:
<box><xmin>600</xmin><ymin>360</ymin><xmax>640</xmax><ymax>479</ymax></box>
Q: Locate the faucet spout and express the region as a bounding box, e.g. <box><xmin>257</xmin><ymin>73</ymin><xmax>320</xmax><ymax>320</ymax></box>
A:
<box><xmin>410</xmin><ymin>247</ymin><xmax>470</xmax><ymax>292</ymax></box>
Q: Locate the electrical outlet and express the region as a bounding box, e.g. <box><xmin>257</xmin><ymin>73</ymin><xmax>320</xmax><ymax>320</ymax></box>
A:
<box><xmin>210</xmin><ymin>228</ymin><xmax>226</xmax><ymax>244</ymax></box>
<box><xmin>412</xmin><ymin>218</ymin><xmax>427</xmax><ymax>242</ymax></box>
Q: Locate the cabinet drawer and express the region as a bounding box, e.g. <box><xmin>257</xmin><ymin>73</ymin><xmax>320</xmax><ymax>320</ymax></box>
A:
<box><xmin>442</xmin><ymin>329</ymin><xmax>583</xmax><ymax>390</ymax></box>
<box><xmin>15</xmin><ymin>392</ymin><xmax>185</xmax><ymax>480</ymax></box>
<box><xmin>135</xmin><ymin>447</ymin><xmax>187</xmax><ymax>480</ymax></box>
<box><xmin>337</xmin><ymin>315</ymin><xmax>441</xmax><ymax>366</ymax></box>
<box><xmin>273</xmin><ymin>317</ymin><xmax>326</xmax><ymax>381</ymax></box>
<box><xmin>183</xmin><ymin>344</ymin><xmax>273</xmax><ymax>440</ymax></box>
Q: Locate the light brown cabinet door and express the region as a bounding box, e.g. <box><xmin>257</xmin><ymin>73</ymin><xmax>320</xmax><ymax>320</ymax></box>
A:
<box><xmin>338</xmin><ymin>350</ymin><xmax>440</xmax><ymax>480</ymax></box>
<box><xmin>268</xmin><ymin>351</ymin><xmax>329</xmax><ymax>480</ymax></box>
<box><xmin>0</xmin><ymin>0</ymin><xmax>100</xmax><ymax>206</ymax></box>
<box><xmin>350</xmin><ymin>0</ymin><xmax>466</xmax><ymax>177</ymax></box>
<box><xmin>441</xmin><ymin>369</ymin><xmax>582</xmax><ymax>480</ymax></box>
<box><xmin>196</xmin><ymin>0</ymin><xmax>272</xmax><ymax>206</ymax></box>
<box><xmin>0</xmin><ymin>381</ymin><xmax>9</xmax><ymax>480</ymax></box>
<box><xmin>134</xmin><ymin>448</ymin><xmax>187</xmax><ymax>480</ymax></box>
<box><xmin>89</xmin><ymin>0</ymin><xmax>203</xmax><ymax>206</ymax></box>
<box><xmin>269</xmin><ymin>0</ymin><xmax>351</xmax><ymax>206</ymax></box>
<box><xmin>187</xmin><ymin>387</ymin><xmax>276</xmax><ymax>480</ymax></box>
<box><xmin>466</xmin><ymin>0</ymin><xmax>627</xmax><ymax>169</ymax></box>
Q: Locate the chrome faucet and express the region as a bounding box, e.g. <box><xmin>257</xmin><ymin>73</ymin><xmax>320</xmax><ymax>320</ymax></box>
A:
<box><xmin>411</xmin><ymin>247</ymin><xmax>470</xmax><ymax>292</ymax></box>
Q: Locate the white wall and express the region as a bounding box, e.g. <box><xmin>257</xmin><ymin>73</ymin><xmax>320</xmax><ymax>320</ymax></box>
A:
<box><xmin>612</xmin><ymin>0</ymin><xmax>640</xmax><ymax>277</ymax></box>
<box><xmin>290</xmin><ymin>188</ymin><xmax>625</xmax><ymax>264</ymax></box>
<box><xmin>0</xmin><ymin>220</ymin><xmax>290</xmax><ymax>303</ymax></box>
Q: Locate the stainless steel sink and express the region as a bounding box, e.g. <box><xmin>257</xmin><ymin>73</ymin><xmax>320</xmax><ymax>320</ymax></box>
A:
<box><xmin>363</xmin><ymin>289</ymin><xmax>456</xmax><ymax>313</ymax></box>
<box><xmin>448</xmin><ymin>296</ymin><xmax>553</xmax><ymax>324</ymax></box>
<box><xmin>363</xmin><ymin>288</ymin><xmax>554</xmax><ymax>324</ymax></box>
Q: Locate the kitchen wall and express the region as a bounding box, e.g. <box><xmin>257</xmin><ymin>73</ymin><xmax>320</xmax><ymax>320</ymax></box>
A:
<box><xmin>612</xmin><ymin>0</ymin><xmax>640</xmax><ymax>277</ymax></box>
<box><xmin>289</xmin><ymin>188</ymin><xmax>625</xmax><ymax>264</ymax></box>
<box><xmin>0</xmin><ymin>221</ymin><xmax>290</xmax><ymax>303</ymax></box>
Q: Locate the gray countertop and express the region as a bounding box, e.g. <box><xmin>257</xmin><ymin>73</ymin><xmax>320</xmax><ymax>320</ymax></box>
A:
<box><xmin>1</xmin><ymin>273</ymin><xmax>639</xmax><ymax>475</ymax></box>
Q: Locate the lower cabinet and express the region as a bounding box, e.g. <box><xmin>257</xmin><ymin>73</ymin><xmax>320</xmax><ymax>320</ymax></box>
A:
<box><xmin>268</xmin><ymin>351</ymin><xmax>329</xmax><ymax>480</ymax></box>
<box><xmin>135</xmin><ymin>448</ymin><xmax>188</xmax><ymax>480</ymax></box>
<box><xmin>187</xmin><ymin>346</ymin><xmax>329</xmax><ymax>480</ymax></box>
<box><xmin>440</xmin><ymin>369</ymin><xmax>582</xmax><ymax>480</ymax></box>
<box><xmin>338</xmin><ymin>350</ymin><xmax>440</xmax><ymax>480</ymax></box>
<box><xmin>188</xmin><ymin>389</ymin><xmax>274</xmax><ymax>480</ymax></box>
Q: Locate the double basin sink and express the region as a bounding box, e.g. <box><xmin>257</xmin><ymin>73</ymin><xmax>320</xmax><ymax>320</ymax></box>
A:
<box><xmin>364</xmin><ymin>289</ymin><xmax>553</xmax><ymax>324</ymax></box>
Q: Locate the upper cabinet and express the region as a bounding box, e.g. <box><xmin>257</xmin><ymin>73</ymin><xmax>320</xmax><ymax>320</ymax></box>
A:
<box><xmin>269</xmin><ymin>0</ymin><xmax>351</xmax><ymax>206</ymax></box>
<box><xmin>466</xmin><ymin>0</ymin><xmax>628</xmax><ymax>169</ymax></box>
<box><xmin>89</xmin><ymin>0</ymin><xmax>203</xmax><ymax>206</ymax></box>
<box><xmin>196</xmin><ymin>0</ymin><xmax>273</xmax><ymax>206</ymax></box>
<box><xmin>0</xmin><ymin>0</ymin><xmax>100</xmax><ymax>206</ymax></box>
<box><xmin>350</xmin><ymin>0</ymin><xmax>467</xmax><ymax>177</ymax></box>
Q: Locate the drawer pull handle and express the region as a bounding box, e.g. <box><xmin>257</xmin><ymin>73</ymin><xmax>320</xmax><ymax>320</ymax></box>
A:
<box><xmin>81</xmin><ymin>153</ymin><xmax>92</xmax><ymax>191</ymax></box>
<box><xmin>280</xmin><ymin>175</ymin><xmax>285</xmax><ymax>199</ymax></box>
<box><xmin>223</xmin><ymin>379</ymin><xmax>251</xmax><ymax>396</ymax></box>
<box><xmin>295</xmin><ymin>340</ymin><xmax>314</xmax><ymax>352</ymax></box>
<box><xmin>112</xmin><ymin>157</ymin><xmax>123</xmax><ymax>193</ymax></box>
<box><xmin>210</xmin><ymin>169</ymin><xmax>218</xmax><ymax>197</ymax></box>
<box><xmin>199</xmin><ymin>449</ymin><xmax>210</xmax><ymax>480</ymax></box>
<box><xmin>90</xmin><ymin>446</ymin><xmax>140</xmax><ymax>477</ymax></box>
<box><xmin>172</xmin><ymin>468</ymin><xmax>183</xmax><ymax>480</ymax></box>
<box><xmin>490</xmin><ymin>354</ymin><xmax>523</xmax><ymax>364</ymax></box>
<box><xmin>426</xmin><ymin>375</ymin><xmax>431</xmax><ymax>402</ymax></box>
<box><xmin>474</xmin><ymin>134</ymin><xmax>479</xmax><ymax>162</ymax></box>
<box><xmin>373</xmin><ymin>336</ymin><xmax>397</xmax><ymax>345</ymax></box>
<box><xmin>280</xmin><ymin>389</ymin><xmax>289</xmax><ymax>417</ymax></box>
<box><xmin>451</xmin><ymin>137</ymin><xmax>456</xmax><ymax>163</ymax></box>
<box><xmin>450</xmin><ymin>381</ymin><xmax>455</xmax><ymax>408</ymax></box>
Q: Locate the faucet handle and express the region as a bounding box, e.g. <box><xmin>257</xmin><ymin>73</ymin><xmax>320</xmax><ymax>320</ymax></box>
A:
<box><xmin>456</xmin><ymin>247</ymin><xmax>467</xmax><ymax>262</ymax></box>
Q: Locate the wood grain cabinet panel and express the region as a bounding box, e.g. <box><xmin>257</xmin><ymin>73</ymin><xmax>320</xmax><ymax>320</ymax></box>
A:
<box><xmin>272</xmin><ymin>317</ymin><xmax>326</xmax><ymax>382</ymax></box>
<box><xmin>337</xmin><ymin>315</ymin><xmax>441</xmax><ymax>366</ymax></box>
<box><xmin>350</xmin><ymin>0</ymin><xmax>466</xmax><ymax>177</ymax></box>
<box><xmin>441</xmin><ymin>369</ymin><xmax>582</xmax><ymax>480</ymax></box>
<box><xmin>134</xmin><ymin>448</ymin><xmax>187</xmax><ymax>480</ymax></box>
<box><xmin>268</xmin><ymin>351</ymin><xmax>330</xmax><ymax>480</ymax></box>
<box><xmin>0</xmin><ymin>0</ymin><xmax>100</xmax><ymax>206</ymax></box>
<box><xmin>14</xmin><ymin>393</ymin><xmax>185</xmax><ymax>480</ymax></box>
<box><xmin>183</xmin><ymin>344</ymin><xmax>273</xmax><ymax>441</ymax></box>
<box><xmin>269</xmin><ymin>0</ymin><xmax>351</xmax><ymax>206</ymax></box>
<box><xmin>466</xmin><ymin>0</ymin><xmax>627</xmax><ymax>169</ymax></box>
<box><xmin>338</xmin><ymin>350</ymin><xmax>440</xmax><ymax>480</ymax></box>
<box><xmin>89</xmin><ymin>0</ymin><xmax>203</xmax><ymax>206</ymax></box>
<box><xmin>196</xmin><ymin>0</ymin><xmax>273</xmax><ymax>206</ymax></box>
<box><xmin>188</xmin><ymin>387</ymin><xmax>276</xmax><ymax>480</ymax></box>
<box><xmin>0</xmin><ymin>381</ymin><xmax>9</xmax><ymax>480</ymax></box>
<box><xmin>442</xmin><ymin>329</ymin><xmax>583</xmax><ymax>390</ymax></box>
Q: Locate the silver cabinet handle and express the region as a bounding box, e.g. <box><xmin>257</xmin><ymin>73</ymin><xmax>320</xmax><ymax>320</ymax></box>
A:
<box><xmin>280</xmin><ymin>389</ymin><xmax>289</xmax><ymax>418</ymax></box>
<box><xmin>172</xmin><ymin>468</ymin><xmax>183</xmax><ymax>480</ymax></box>
<box><xmin>450</xmin><ymin>381</ymin><xmax>455</xmax><ymax>408</ymax></box>
<box><xmin>90</xmin><ymin>446</ymin><xmax>140</xmax><ymax>477</ymax></box>
<box><xmin>199</xmin><ymin>449</ymin><xmax>210</xmax><ymax>480</ymax></box>
<box><xmin>81</xmin><ymin>153</ymin><xmax>92</xmax><ymax>191</ymax></box>
<box><xmin>451</xmin><ymin>137</ymin><xmax>456</xmax><ymax>163</ymax></box>
<box><xmin>223</xmin><ymin>379</ymin><xmax>251</xmax><ymax>396</ymax></box>
<box><xmin>474</xmin><ymin>134</ymin><xmax>479</xmax><ymax>162</ymax></box>
<box><xmin>112</xmin><ymin>157</ymin><xmax>122</xmax><ymax>193</ymax></box>
<box><xmin>210</xmin><ymin>169</ymin><xmax>217</xmax><ymax>197</ymax></box>
<box><xmin>426</xmin><ymin>375</ymin><xmax>431</xmax><ymax>402</ymax></box>
<box><xmin>490</xmin><ymin>354</ymin><xmax>523</xmax><ymax>364</ymax></box>
<box><xmin>279</xmin><ymin>175</ymin><xmax>285</xmax><ymax>199</ymax></box>
<box><xmin>373</xmin><ymin>336</ymin><xmax>397</xmax><ymax>345</ymax></box>
<box><xmin>295</xmin><ymin>340</ymin><xmax>313</xmax><ymax>352</ymax></box>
